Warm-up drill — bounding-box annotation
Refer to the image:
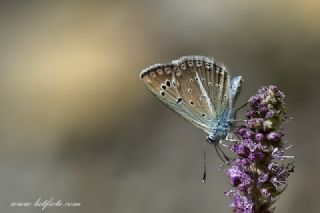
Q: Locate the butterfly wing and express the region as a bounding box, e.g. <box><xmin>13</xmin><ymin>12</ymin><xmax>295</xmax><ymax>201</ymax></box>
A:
<box><xmin>140</xmin><ymin>60</ymin><xmax>213</xmax><ymax>133</ymax></box>
<box><xmin>173</xmin><ymin>56</ymin><xmax>238</xmax><ymax>122</ymax></box>
<box><xmin>230</xmin><ymin>76</ymin><xmax>243</xmax><ymax>104</ymax></box>
<box><xmin>140</xmin><ymin>56</ymin><xmax>242</xmax><ymax>134</ymax></box>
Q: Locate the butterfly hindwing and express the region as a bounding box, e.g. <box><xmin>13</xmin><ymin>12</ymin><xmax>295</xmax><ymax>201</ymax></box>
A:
<box><xmin>173</xmin><ymin>56</ymin><xmax>232</xmax><ymax>119</ymax></box>
<box><xmin>231</xmin><ymin>76</ymin><xmax>243</xmax><ymax>103</ymax></box>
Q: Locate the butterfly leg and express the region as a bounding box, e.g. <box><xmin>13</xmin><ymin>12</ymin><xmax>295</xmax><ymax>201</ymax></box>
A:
<box><xmin>214</xmin><ymin>142</ymin><xmax>230</xmax><ymax>164</ymax></box>
<box><xmin>225</xmin><ymin>133</ymin><xmax>238</xmax><ymax>142</ymax></box>
<box><xmin>234</xmin><ymin>102</ymin><xmax>248</xmax><ymax>115</ymax></box>
<box><xmin>226</xmin><ymin>133</ymin><xmax>238</xmax><ymax>142</ymax></box>
<box><xmin>231</xmin><ymin>119</ymin><xmax>247</xmax><ymax>123</ymax></box>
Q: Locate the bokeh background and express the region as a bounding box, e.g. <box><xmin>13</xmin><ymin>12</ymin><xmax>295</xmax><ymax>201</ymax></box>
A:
<box><xmin>0</xmin><ymin>1</ymin><xmax>319</xmax><ymax>213</ymax></box>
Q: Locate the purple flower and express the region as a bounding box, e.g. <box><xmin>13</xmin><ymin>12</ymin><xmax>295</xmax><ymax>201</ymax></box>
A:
<box><xmin>267</xmin><ymin>132</ymin><xmax>281</xmax><ymax>142</ymax></box>
<box><xmin>255</xmin><ymin>133</ymin><xmax>264</xmax><ymax>142</ymax></box>
<box><xmin>227</xmin><ymin>166</ymin><xmax>242</xmax><ymax>187</ymax></box>
<box><xmin>244</xmin><ymin>129</ymin><xmax>255</xmax><ymax>139</ymax></box>
<box><xmin>248</xmin><ymin>151</ymin><xmax>264</xmax><ymax>161</ymax></box>
<box><xmin>261</xmin><ymin>188</ymin><xmax>271</xmax><ymax>198</ymax></box>
<box><xmin>265</xmin><ymin>110</ymin><xmax>275</xmax><ymax>118</ymax></box>
<box><xmin>225</xmin><ymin>86</ymin><xmax>295</xmax><ymax>213</ymax></box>
<box><xmin>247</xmin><ymin>118</ymin><xmax>264</xmax><ymax>129</ymax></box>
<box><xmin>239</xmin><ymin>128</ymin><xmax>247</xmax><ymax>136</ymax></box>
<box><xmin>243</xmin><ymin>139</ymin><xmax>255</xmax><ymax>150</ymax></box>
<box><xmin>231</xmin><ymin>192</ymin><xmax>254</xmax><ymax>213</ymax></box>
<box><xmin>258</xmin><ymin>173</ymin><xmax>269</xmax><ymax>183</ymax></box>
<box><xmin>246</xmin><ymin>109</ymin><xmax>258</xmax><ymax>118</ymax></box>
<box><xmin>233</xmin><ymin>143</ymin><xmax>247</xmax><ymax>156</ymax></box>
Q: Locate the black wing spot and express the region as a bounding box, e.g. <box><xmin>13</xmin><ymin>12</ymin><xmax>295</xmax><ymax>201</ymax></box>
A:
<box><xmin>195</xmin><ymin>77</ymin><xmax>199</xmax><ymax>81</ymax></box>
<box><xmin>190</xmin><ymin>79</ymin><xmax>193</xmax><ymax>83</ymax></box>
<box><xmin>188</xmin><ymin>88</ymin><xmax>192</xmax><ymax>93</ymax></box>
<box><xmin>201</xmin><ymin>78</ymin><xmax>205</xmax><ymax>82</ymax></box>
<box><xmin>160</xmin><ymin>91</ymin><xmax>165</xmax><ymax>96</ymax></box>
<box><xmin>166</xmin><ymin>80</ymin><xmax>171</xmax><ymax>87</ymax></box>
<box><xmin>202</xmin><ymin>113</ymin><xmax>206</xmax><ymax>117</ymax></box>
<box><xmin>208</xmin><ymin>82</ymin><xmax>212</xmax><ymax>86</ymax></box>
<box><xmin>190</xmin><ymin>101</ymin><xmax>194</xmax><ymax>105</ymax></box>
<box><xmin>161</xmin><ymin>85</ymin><xmax>166</xmax><ymax>90</ymax></box>
<box><xmin>176</xmin><ymin>98</ymin><xmax>182</xmax><ymax>104</ymax></box>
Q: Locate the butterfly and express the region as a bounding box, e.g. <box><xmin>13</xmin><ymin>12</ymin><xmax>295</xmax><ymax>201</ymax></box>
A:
<box><xmin>140</xmin><ymin>56</ymin><xmax>243</xmax><ymax>181</ymax></box>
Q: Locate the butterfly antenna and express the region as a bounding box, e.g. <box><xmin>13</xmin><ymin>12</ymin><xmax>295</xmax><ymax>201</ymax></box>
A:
<box><xmin>202</xmin><ymin>141</ymin><xmax>207</xmax><ymax>183</ymax></box>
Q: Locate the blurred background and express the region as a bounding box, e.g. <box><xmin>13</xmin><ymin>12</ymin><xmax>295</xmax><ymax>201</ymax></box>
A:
<box><xmin>0</xmin><ymin>1</ymin><xmax>319</xmax><ymax>212</ymax></box>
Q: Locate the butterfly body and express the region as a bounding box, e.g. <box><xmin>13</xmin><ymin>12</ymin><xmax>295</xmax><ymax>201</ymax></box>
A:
<box><xmin>207</xmin><ymin>112</ymin><xmax>232</xmax><ymax>143</ymax></box>
<box><xmin>140</xmin><ymin>56</ymin><xmax>243</xmax><ymax>144</ymax></box>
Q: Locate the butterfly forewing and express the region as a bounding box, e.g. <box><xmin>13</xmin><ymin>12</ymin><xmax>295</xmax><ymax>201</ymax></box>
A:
<box><xmin>140</xmin><ymin>63</ymin><xmax>210</xmax><ymax>131</ymax></box>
